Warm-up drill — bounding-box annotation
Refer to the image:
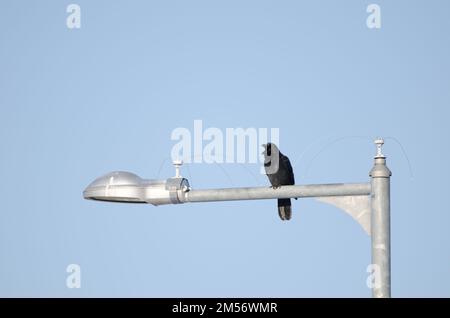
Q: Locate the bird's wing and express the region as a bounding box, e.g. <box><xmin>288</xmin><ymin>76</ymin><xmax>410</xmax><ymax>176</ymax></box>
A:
<box><xmin>282</xmin><ymin>154</ymin><xmax>295</xmax><ymax>184</ymax></box>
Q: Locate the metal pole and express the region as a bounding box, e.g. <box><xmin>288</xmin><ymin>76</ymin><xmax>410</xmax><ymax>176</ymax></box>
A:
<box><xmin>179</xmin><ymin>183</ymin><xmax>371</xmax><ymax>203</ymax></box>
<box><xmin>369</xmin><ymin>139</ymin><xmax>392</xmax><ymax>298</ymax></box>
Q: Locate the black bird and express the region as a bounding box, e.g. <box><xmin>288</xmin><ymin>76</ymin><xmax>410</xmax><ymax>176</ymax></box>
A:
<box><xmin>262</xmin><ymin>143</ymin><xmax>295</xmax><ymax>221</ymax></box>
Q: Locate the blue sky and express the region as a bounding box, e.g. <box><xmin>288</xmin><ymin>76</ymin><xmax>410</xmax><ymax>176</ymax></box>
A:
<box><xmin>0</xmin><ymin>1</ymin><xmax>449</xmax><ymax>297</ymax></box>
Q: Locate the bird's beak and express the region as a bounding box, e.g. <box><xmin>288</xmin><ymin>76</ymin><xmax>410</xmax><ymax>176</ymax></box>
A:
<box><xmin>261</xmin><ymin>144</ymin><xmax>267</xmax><ymax>155</ymax></box>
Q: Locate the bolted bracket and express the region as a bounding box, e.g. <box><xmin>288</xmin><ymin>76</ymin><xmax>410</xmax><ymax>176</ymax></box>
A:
<box><xmin>165</xmin><ymin>160</ymin><xmax>191</xmax><ymax>204</ymax></box>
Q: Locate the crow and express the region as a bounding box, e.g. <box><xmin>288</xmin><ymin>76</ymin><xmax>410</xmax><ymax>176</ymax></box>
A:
<box><xmin>262</xmin><ymin>143</ymin><xmax>295</xmax><ymax>221</ymax></box>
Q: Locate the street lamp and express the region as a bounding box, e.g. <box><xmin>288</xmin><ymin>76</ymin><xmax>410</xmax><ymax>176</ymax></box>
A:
<box><xmin>83</xmin><ymin>139</ymin><xmax>391</xmax><ymax>298</ymax></box>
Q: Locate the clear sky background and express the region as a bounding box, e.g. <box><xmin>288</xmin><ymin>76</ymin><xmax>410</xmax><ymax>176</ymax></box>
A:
<box><xmin>1</xmin><ymin>1</ymin><xmax>449</xmax><ymax>297</ymax></box>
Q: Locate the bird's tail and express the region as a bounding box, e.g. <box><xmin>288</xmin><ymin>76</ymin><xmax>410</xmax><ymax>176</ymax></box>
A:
<box><xmin>278</xmin><ymin>198</ymin><xmax>292</xmax><ymax>221</ymax></box>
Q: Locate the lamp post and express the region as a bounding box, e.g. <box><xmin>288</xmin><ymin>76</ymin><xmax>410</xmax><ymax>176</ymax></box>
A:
<box><xmin>83</xmin><ymin>139</ymin><xmax>391</xmax><ymax>298</ymax></box>
<box><xmin>369</xmin><ymin>138</ymin><xmax>392</xmax><ymax>298</ymax></box>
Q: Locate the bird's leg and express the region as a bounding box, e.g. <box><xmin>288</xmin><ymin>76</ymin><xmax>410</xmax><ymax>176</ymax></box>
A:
<box><xmin>272</xmin><ymin>185</ymin><xmax>280</xmax><ymax>189</ymax></box>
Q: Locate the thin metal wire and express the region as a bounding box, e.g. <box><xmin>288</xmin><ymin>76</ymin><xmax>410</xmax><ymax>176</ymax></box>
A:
<box><xmin>302</xmin><ymin>135</ymin><xmax>372</xmax><ymax>178</ymax></box>
<box><xmin>385</xmin><ymin>136</ymin><xmax>414</xmax><ymax>180</ymax></box>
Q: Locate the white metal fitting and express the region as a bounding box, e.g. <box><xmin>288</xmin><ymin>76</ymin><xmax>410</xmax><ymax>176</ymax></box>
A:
<box><xmin>173</xmin><ymin>160</ymin><xmax>183</xmax><ymax>178</ymax></box>
<box><xmin>374</xmin><ymin>138</ymin><xmax>385</xmax><ymax>158</ymax></box>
